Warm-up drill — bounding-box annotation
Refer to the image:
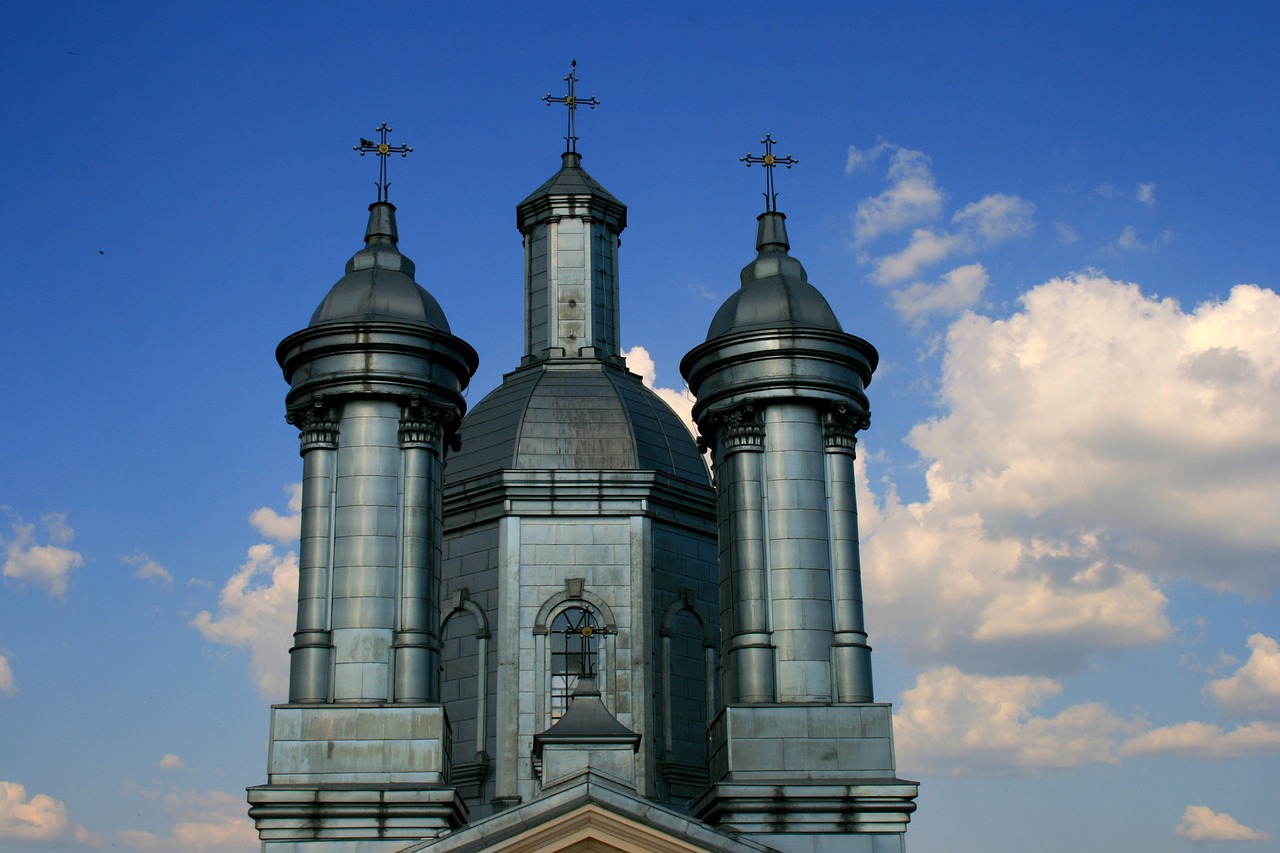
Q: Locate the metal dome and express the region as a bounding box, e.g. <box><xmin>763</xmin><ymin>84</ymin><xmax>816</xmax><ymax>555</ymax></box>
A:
<box><xmin>705</xmin><ymin>211</ymin><xmax>841</xmax><ymax>340</ymax></box>
<box><xmin>445</xmin><ymin>361</ymin><xmax>708</xmax><ymax>485</ymax></box>
<box><xmin>308</xmin><ymin>202</ymin><xmax>451</xmax><ymax>331</ymax></box>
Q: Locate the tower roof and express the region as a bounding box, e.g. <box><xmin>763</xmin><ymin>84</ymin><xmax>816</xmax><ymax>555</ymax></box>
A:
<box><xmin>516</xmin><ymin>152</ymin><xmax>626</xmax><ymax>233</ymax></box>
<box><xmin>704</xmin><ymin>211</ymin><xmax>842</xmax><ymax>340</ymax></box>
<box><xmin>445</xmin><ymin>361</ymin><xmax>708</xmax><ymax>486</ymax></box>
<box><xmin>307</xmin><ymin>202</ymin><xmax>451</xmax><ymax>331</ymax></box>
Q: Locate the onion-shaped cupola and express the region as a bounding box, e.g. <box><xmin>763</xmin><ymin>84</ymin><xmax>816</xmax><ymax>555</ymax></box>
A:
<box><xmin>307</xmin><ymin>201</ymin><xmax>451</xmax><ymax>330</ymax></box>
<box><xmin>277</xmin><ymin>199</ymin><xmax>478</xmax><ymax>426</ymax></box>
<box><xmin>682</xmin><ymin>207</ymin><xmax>877</xmax><ymax>429</ymax></box>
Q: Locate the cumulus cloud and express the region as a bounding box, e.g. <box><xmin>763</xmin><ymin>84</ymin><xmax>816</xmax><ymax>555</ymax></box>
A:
<box><xmin>891</xmin><ymin>263</ymin><xmax>989</xmax><ymax>322</ymax></box>
<box><xmin>1119</xmin><ymin>721</ymin><xmax>1280</xmax><ymax>759</ymax></box>
<box><xmin>893</xmin><ymin>667</ymin><xmax>1140</xmax><ymax>776</ymax></box>
<box><xmin>849</xmin><ymin>145</ymin><xmax>944</xmax><ymax>246</ymax></box>
<box><xmin>118</xmin><ymin>789</ymin><xmax>255</xmax><ymax>853</ymax></box>
<box><xmin>158</xmin><ymin>754</ymin><xmax>186</xmax><ymax>770</ymax></box>
<box><xmin>249</xmin><ymin>483</ymin><xmax>302</xmax><ymax>544</ymax></box>
<box><xmin>0</xmin><ymin>650</ymin><xmax>14</xmax><ymax>696</ymax></box>
<box><xmin>1</xmin><ymin>511</ymin><xmax>85</xmax><ymax>599</ymax></box>
<box><xmin>1176</xmin><ymin>806</ymin><xmax>1270</xmax><ymax>842</ymax></box>
<box><xmin>1137</xmin><ymin>182</ymin><xmax>1157</xmax><ymax>207</ymax></box>
<box><xmin>125</xmin><ymin>551</ymin><xmax>172</xmax><ymax>588</ymax></box>
<box><xmin>0</xmin><ymin>780</ymin><xmax>96</xmax><ymax>844</ymax></box>
<box><xmin>623</xmin><ymin>345</ymin><xmax>698</xmax><ymax>440</ymax></box>
<box><xmin>1206</xmin><ymin>633</ymin><xmax>1280</xmax><ymax>718</ymax></box>
<box><xmin>860</xmin><ymin>277</ymin><xmax>1280</xmax><ymax>675</ymax></box>
<box><xmin>1054</xmin><ymin>221</ymin><xmax>1079</xmax><ymax>244</ymax></box>
<box><xmin>192</xmin><ymin>544</ymin><xmax>297</xmax><ymax>699</ymax></box>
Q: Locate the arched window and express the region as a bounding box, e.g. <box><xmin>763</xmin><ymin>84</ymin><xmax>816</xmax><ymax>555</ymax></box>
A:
<box><xmin>549</xmin><ymin>606</ymin><xmax>600</xmax><ymax>723</ymax></box>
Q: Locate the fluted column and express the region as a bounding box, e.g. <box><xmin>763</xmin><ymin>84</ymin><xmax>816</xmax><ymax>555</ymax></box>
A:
<box><xmin>394</xmin><ymin>402</ymin><xmax>445</xmax><ymax>702</ymax></box>
<box><xmin>715</xmin><ymin>405</ymin><xmax>775</xmax><ymax>704</ymax></box>
<box><xmin>287</xmin><ymin>405</ymin><xmax>339</xmax><ymax>704</ymax></box>
<box><xmin>825</xmin><ymin>404</ymin><xmax>873</xmax><ymax>703</ymax></box>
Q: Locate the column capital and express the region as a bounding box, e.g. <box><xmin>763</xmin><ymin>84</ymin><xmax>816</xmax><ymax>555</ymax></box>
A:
<box><xmin>716</xmin><ymin>404</ymin><xmax>764</xmax><ymax>453</ymax></box>
<box><xmin>287</xmin><ymin>402</ymin><xmax>340</xmax><ymax>453</ymax></box>
<box><xmin>399</xmin><ymin>399</ymin><xmax>455</xmax><ymax>450</ymax></box>
<box><xmin>824</xmin><ymin>403</ymin><xmax>869</xmax><ymax>453</ymax></box>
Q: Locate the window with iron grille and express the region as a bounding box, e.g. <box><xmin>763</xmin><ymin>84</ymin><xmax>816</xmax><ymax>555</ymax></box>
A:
<box><xmin>549</xmin><ymin>606</ymin><xmax>600</xmax><ymax>723</ymax></box>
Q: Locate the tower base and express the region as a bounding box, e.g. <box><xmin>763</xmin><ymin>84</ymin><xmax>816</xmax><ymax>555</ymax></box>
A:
<box><xmin>691</xmin><ymin>704</ymin><xmax>917</xmax><ymax>851</ymax></box>
<box><xmin>247</xmin><ymin>704</ymin><xmax>467</xmax><ymax>850</ymax></box>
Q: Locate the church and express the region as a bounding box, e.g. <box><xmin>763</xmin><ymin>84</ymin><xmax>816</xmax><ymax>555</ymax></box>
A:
<box><xmin>246</xmin><ymin>66</ymin><xmax>918</xmax><ymax>853</ymax></box>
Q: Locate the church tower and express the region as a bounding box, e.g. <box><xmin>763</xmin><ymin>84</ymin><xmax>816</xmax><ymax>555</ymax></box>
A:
<box><xmin>681</xmin><ymin>138</ymin><xmax>918</xmax><ymax>853</ymax></box>
<box><xmin>248</xmin><ymin>126</ymin><xmax>479</xmax><ymax>849</ymax></box>
<box><xmin>437</xmin><ymin>72</ymin><xmax>720</xmax><ymax>817</ymax></box>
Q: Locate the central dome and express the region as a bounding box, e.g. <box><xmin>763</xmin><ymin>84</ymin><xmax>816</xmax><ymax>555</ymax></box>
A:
<box><xmin>445</xmin><ymin>361</ymin><xmax>708</xmax><ymax>485</ymax></box>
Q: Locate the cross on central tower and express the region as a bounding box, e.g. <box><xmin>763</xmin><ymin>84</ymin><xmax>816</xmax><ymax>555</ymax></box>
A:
<box><xmin>741</xmin><ymin>133</ymin><xmax>798</xmax><ymax>213</ymax></box>
<box><xmin>354</xmin><ymin>122</ymin><xmax>413</xmax><ymax>202</ymax></box>
<box><xmin>543</xmin><ymin>60</ymin><xmax>599</xmax><ymax>154</ymax></box>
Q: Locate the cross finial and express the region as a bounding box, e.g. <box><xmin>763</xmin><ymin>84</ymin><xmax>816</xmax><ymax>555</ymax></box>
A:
<box><xmin>353</xmin><ymin>122</ymin><xmax>413</xmax><ymax>203</ymax></box>
<box><xmin>543</xmin><ymin>60</ymin><xmax>599</xmax><ymax>154</ymax></box>
<box><xmin>740</xmin><ymin>134</ymin><xmax>798</xmax><ymax>213</ymax></box>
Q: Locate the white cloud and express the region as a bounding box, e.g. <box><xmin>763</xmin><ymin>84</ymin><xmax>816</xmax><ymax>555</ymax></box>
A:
<box><xmin>1119</xmin><ymin>721</ymin><xmax>1280</xmax><ymax>759</ymax></box>
<box><xmin>192</xmin><ymin>544</ymin><xmax>297</xmax><ymax>699</ymax></box>
<box><xmin>1</xmin><ymin>512</ymin><xmax>85</xmax><ymax>599</ymax></box>
<box><xmin>0</xmin><ymin>780</ymin><xmax>95</xmax><ymax>844</ymax></box>
<box><xmin>622</xmin><ymin>345</ymin><xmax>698</xmax><ymax>441</ymax></box>
<box><xmin>1176</xmin><ymin>806</ymin><xmax>1270</xmax><ymax>842</ymax></box>
<box><xmin>845</xmin><ymin>141</ymin><xmax>893</xmax><ymax>174</ymax></box>
<box><xmin>870</xmin><ymin>193</ymin><xmax>1034</xmax><ymax>284</ymax></box>
<box><xmin>1206</xmin><ymin>633</ymin><xmax>1280</xmax><ymax>718</ymax></box>
<box><xmin>158</xmin><ymin>754</ymin><xmax>186</xmax><ymax>770</ymax></box>
<box><xmin>1054</xmin><ymin>221</ymin><xmax>1079</xmax><ymax>244</ymax></box>
<box><xmin>951</xmin><ymin>193</ymin><xmax>1035</xmax><ymax>244</ymax></box>
<box><xmin>1137</xmin><ymin>182</ymin><xmax>1157</xmax><ymax>206</ymax></box>
<box><xmin>118</xmin><ymin>790</ymin><xmax>255</xmax><ymax>853</ymax></box>
<box><xmin>125</xmin><ymin>551</ymin><xmax>173</xmax><ymax>588</ymax></box>
<box><xmin>850</xmin><ymin>145</ymin><xmax>944</xmax><ymax>246</ymax></box>
<box><xmin>873</xmin><ymin>228</ymin><xmax>963</xmax><ymax>284</ymax></box>
<box><xmin>0</xmin><ymin>650</ymin><xmax>14</xmax><ymax>696</ymax></box>
<box><xmin>891</xmin><ymin>263</ymin><xmax>989</xmax><ymax>322</ymax></box>
<box><xmin>1111</xmin><ymin>225</ymin><xmax>1173</xmax><ymax>252</ymax></box>
<box><xmin>892</xmin><ymin>667</ymin><xmax>1139</xmax><ymax>776</ymax></box>
<box><xmin>860</xmin><ymin>277</ymin><xmax>1280</xmax><ymax>675</ymax></box>
<box><xmin>904</xmin><ymin>278</ymin><xmax>1280</xmax><ymax>593</ymax></box>
<box><xmin>249</xmin><ymin>483</ymin><xmax>302</xmax><ymax>544</ymax></box>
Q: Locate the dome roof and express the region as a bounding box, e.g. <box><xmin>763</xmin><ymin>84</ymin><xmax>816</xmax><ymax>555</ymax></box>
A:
<box><xmin>444</xmin><ymin>361</ymin><xmax>708</xmax><ymax>485</ymax></box>
<box><xmin>308</xmin><ymin>202</ymin><xmax>451</xmax><ymax>331</ymax></box>
<box><xmin>705</xmin><ymin>212</ymin><xmax>841</xmax><ymax>340</ymax></box>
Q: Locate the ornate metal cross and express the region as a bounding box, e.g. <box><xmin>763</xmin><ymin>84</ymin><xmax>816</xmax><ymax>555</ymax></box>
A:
<box><xmin>543</xmin><ymin>60</ymin><xmax>599</xmax><ymax>154</ymax></box>
<box><xmin>741</xmin><ymin>133</ymin><xmax>798</xmax><ymax>213</ymax></box>
<box><xmin>354</xmin><ymin>122</ymin><xmax>413</xmax><ymax>202</ymax></box>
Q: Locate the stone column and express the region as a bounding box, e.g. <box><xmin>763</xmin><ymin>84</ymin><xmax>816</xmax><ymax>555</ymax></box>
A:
<box><xmin>825</xmin><ymin>404</ymin><xmax>873</xmax><ymax>703</ymax></box>
<box><xmin>287</xmin><ymin>405</ymin><xmax>339</xmax><ymax>704</ymax></box>
<box><xmin>395</xmin><ymin>402</ymin><xmax>445</xmax><ymax>703</ymax></box>
<box><xmin>715</xmin><ymin>405</ymin><xmax>775</xmax><ymax>704</ymax></box>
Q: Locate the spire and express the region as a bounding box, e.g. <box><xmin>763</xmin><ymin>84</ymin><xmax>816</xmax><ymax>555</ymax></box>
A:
<box><xmin>344</xmin><ymin>201</ymin><xmax>414</xmax><ymax>278</ymax></box>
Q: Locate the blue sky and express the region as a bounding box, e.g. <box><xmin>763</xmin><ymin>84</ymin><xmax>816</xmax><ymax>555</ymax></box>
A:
<box><xmin>2</xmin><ymin>2</ymin><xmax>1278</xmax><ymax>851</ymax></box>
